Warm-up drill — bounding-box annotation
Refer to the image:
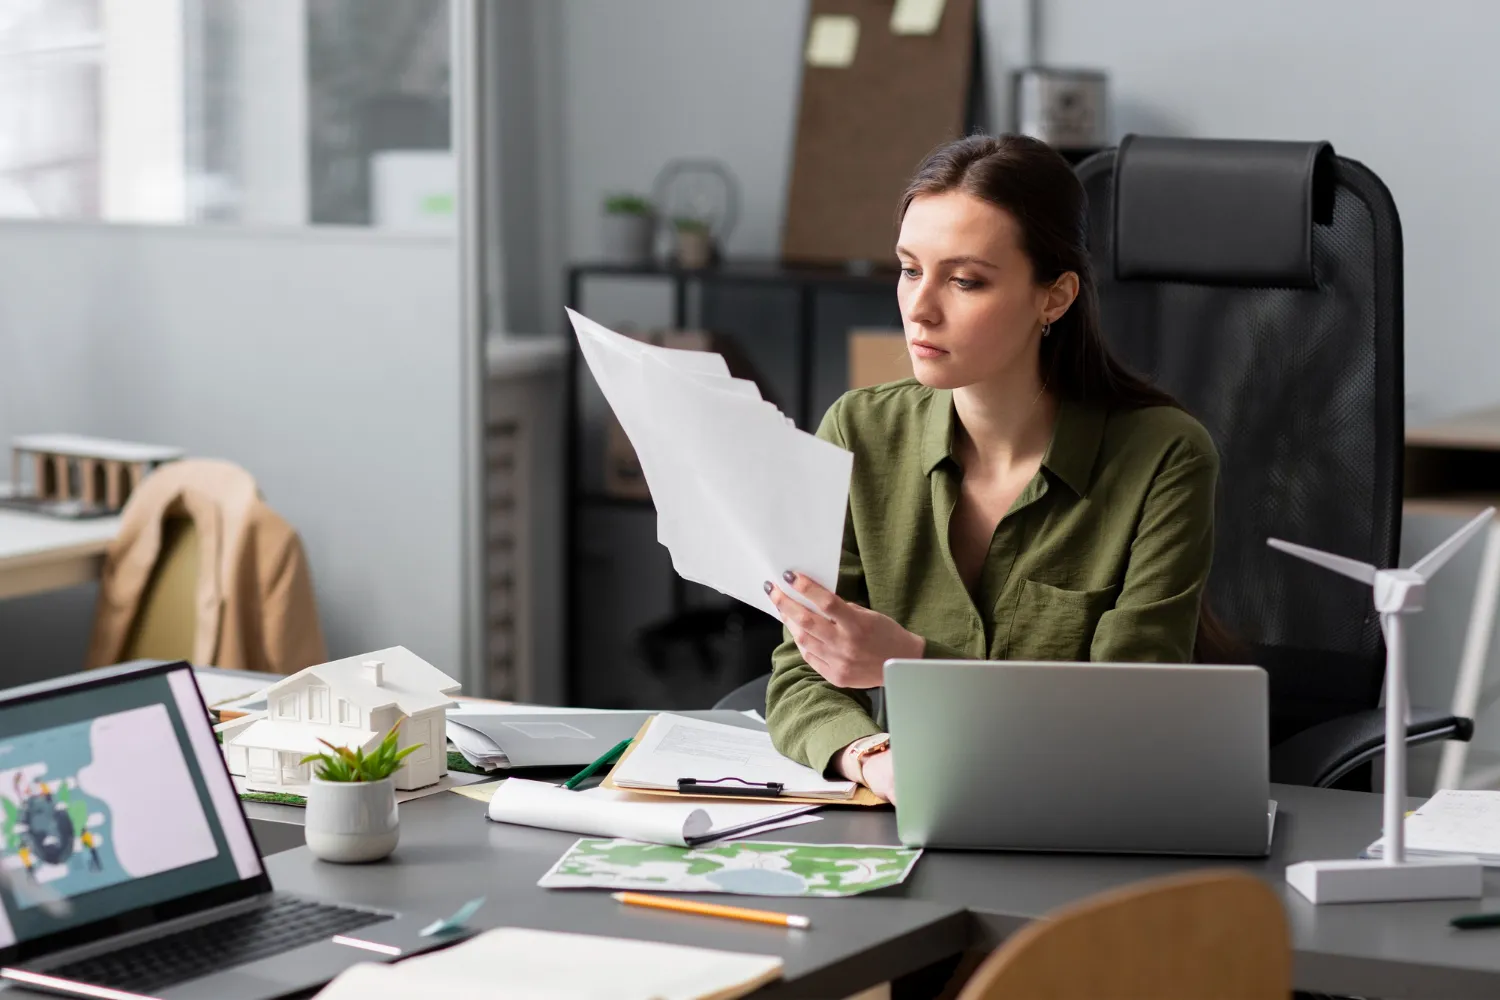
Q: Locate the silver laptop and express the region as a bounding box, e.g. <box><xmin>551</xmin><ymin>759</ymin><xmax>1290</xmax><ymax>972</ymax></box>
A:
<box><xmin>0</xmin><ymin>661</ymin><xmax>454</xmax><ymax>999</ymax></box>
<box><xmin>884</xmin><ymin>660</ymin><xmax>1272</xmax><ymax>856</ymax></box>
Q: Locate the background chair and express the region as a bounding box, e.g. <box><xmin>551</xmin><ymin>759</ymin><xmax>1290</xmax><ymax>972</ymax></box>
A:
<box><xmin>117</xmin><ymin>507</ymin><xmax>200</xmax><ymax>663</ymax></box>
<box><xmin>1078</xmin><ymin>135</ymin><xmax>1468</xmax><ymax>788</ymax></box>
<box><xmin>88</xmin><ymin>458</ymin><xmax>327</xmax><ymax>674</ymax></box>
<box><xmin>954</xmin><ymin>870</ymin><xmax>1290</xmax><ymax>1000</ymax></box>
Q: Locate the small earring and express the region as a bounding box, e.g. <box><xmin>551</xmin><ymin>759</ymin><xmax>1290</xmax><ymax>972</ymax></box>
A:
<box><xmin>1042</xmin><ymin>322</ymin><xmax>1052</xmax><ymax>338</ymax></box>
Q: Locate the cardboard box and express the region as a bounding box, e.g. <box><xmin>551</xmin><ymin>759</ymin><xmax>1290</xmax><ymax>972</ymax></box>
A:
<box><xmin>848</xmin><ymin>329</ymin><xmax>912</xmax><ymax>389</ymax></box>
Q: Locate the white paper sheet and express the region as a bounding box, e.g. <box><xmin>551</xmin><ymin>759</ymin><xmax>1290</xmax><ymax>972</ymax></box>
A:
<box><xmin>1366</xmin><ymin>789</ymin><xmax>1500</xmax><ymax>864</ymax></box>
<box><xmin>568</xmin><ymin>309</ymin><xmax>852</xmax><ymax>623</ymax></box>
<box><xmin>192</xmin><ymin>672</ymin><xmax>268</xmax><ymax>708</ymax></box>
<box><xmin>611</xmin><ymin>714</ymin><xmax>856</xmax><ymax>800</ymax></box>
<box><xmin>485</xmin><ymin>778</ymin><xmax>820</xmax><ymax>847</ymax></box>
<box><xmin>313</xmin><ymin>928</ymin><xmax>784</xmax><ymax>1000</ymax></box>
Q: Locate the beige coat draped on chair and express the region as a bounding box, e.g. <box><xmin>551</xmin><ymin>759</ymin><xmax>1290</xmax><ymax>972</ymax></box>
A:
<box><xmin>86</xmin><ymin>459</ymin><xmax>327</xmax><ymax>674</ymax></box>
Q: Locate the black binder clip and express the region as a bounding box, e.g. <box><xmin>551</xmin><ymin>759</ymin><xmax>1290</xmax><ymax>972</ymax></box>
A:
<box><xmin>677</xmin><ymin>777</ymin><xmax>786</xmax><ymax>798</ymax></box>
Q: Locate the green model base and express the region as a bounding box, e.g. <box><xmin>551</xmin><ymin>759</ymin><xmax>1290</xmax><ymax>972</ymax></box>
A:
<box><xmin>448</xmin><ymin>750</ymin><xmax>493</xmax><ymax>776</ymax></box>
<box><xmin>238</xmin><ymin>790</ymin><xmax>308</xmax><ymax>807</ymax></box>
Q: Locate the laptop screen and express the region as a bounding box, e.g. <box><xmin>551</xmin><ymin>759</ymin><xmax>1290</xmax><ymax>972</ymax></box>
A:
<box><xmin>0</xmin><ymin>665</ymin><xmax>264</xmax><ymax>957</ymax></box>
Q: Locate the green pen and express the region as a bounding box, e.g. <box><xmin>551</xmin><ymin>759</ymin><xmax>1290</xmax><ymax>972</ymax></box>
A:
<box><xmin>1450</xmin><ymin>912</ymin><xmax>1500</xmax><ymax>930</ymax></box>
<box><xmin>562</xmin><ymin>738</ymin><xmax>633</xmax><ymax>790</ymax></box>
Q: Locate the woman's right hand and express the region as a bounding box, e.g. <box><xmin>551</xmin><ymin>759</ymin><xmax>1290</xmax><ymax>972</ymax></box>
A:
<box><xmin>838</xmin><ymin>744</ymin><xmax>897</xmax><ymax>805</ymax></box>
<box><xmin>860</xmin><ymin>749</ymin><xmax>896</xmax><ymax>805</ymax></box>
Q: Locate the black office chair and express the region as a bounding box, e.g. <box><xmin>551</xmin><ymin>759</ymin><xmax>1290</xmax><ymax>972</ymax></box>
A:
<box><xmin>1077</xmin><ymin>134</ymin><xmax>1469</xmax><ymax>788</ymax></box>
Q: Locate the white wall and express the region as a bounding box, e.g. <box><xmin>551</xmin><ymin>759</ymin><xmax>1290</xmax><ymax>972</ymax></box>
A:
<box><xmin>0</xmin><ymin>222</ymin><xmax>463</xmax><ymax>676</ymax></box>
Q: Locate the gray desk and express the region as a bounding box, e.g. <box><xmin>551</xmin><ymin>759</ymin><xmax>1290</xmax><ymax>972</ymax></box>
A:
<box><xmin>906</xmin><ymin>784</ymin><xmax>1500</xmax><ymax>999</ymax></box>
<box><xmin>247</xmin><ymin>783</ymin><xmax>1500</xmax><ymax>999</ymax></box>
<box><xmin>258</xmin><ymin>793</ymin><xmax>966</xmax><ymax>1000</ymax></box>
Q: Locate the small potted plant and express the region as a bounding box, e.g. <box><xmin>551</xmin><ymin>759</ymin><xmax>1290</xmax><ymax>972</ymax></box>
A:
<box><xmin>672</xmin><ymin>216</ymin><xmax>714</xmax><ymax>269</ymax></box>
<box><xmin>300</xmin><ymin>723</ymin><xmax>421</xmax><ymax>864</ymax></box>
<box><xmin>600</xmin><ymin>192</ymin><xmax>656</xmax><ymax>266</ymax></box>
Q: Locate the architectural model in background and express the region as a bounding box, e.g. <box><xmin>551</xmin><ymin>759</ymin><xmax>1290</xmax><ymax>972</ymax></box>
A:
<box><xmin>5</xmin><ymin>435</ymin><xmax>184</xmax><ymax>518</ymax></box>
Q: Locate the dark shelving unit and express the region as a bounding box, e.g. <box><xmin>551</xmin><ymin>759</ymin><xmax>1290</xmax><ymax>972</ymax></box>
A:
<box><xmin>563</xmin><ymin>259</ymin><xmax>901</xmax><ymax>708</ymax></box>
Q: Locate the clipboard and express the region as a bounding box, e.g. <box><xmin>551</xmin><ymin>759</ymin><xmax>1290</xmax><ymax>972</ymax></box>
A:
<box><xmin>600</xmin><ymin>717</ymin><xmax>886</xmax><ymax>807</ymax></box>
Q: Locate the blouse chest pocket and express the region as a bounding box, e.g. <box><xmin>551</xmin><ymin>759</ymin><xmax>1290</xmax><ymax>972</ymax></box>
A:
<box><xmin>1009</xmin><ymin>579</ymin><xmax>1120</xmax><ymax>661</ymax></box>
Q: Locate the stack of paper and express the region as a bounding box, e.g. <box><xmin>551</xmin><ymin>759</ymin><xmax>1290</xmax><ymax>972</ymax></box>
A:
<box><xmin>445</xmin><ymin>702</ymin><xmax>638</xmax><ymax>772</ymax></box>
<box><xmin>447</xmin><ymin>719</ymin><xmax>509</xmax><ymax>771</ymax></box>
<box><xmin>314</xmin><ymin>927</ymin><xmax>783</xmax><ymax>1000</ymax></box>
<box><xmin>485</xmin><ymin>778</ymin><xmax>820</xmax><ymax>847</ymax></box>
<box><xmin>1367</xmin><ymin>789</ymin><xmax>1500</xmax><ymax>864</ymax></box>
<box><xmin>611</xmin><ymin>714</ymin><xmax>858</xmax><ymax>801</ymax></box>
<box><xmin>569</xmin><ymin>309</ymin><xmax>853</xmax><ymax>621</ymax></box>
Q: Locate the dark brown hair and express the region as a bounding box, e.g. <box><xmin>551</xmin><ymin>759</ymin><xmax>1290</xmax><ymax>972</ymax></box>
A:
<box><xmin>899</xmin><ymin>133</ymin><xmax>1240</xmax><ymax>663</ymax></box>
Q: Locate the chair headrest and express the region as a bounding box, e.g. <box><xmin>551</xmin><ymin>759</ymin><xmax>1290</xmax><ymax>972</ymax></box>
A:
<box><xmin>1112</xmin><ymin>135</ymin><xmax>1336</xmax><ymax>288</ymax></box>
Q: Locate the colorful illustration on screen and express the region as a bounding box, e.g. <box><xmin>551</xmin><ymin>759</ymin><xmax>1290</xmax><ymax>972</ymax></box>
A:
<box><xmin>0</xmin><ymin>705</ymin><xmax>220</xmax><ymax>909</ymax></box>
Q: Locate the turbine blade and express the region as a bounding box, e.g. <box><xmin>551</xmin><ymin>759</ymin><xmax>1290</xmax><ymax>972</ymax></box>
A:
<box><xmin>1410</xmin><ymin>507</ymin><xmax>1497</xmax><ymax>579</ymax></box>
<box><xmin>1267</xmin><ymin>538</ymin><xmax>1378</xmax><ymax>585</ymax></box>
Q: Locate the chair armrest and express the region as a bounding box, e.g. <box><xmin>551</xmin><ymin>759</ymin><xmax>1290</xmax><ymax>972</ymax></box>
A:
<box><xmin>1270</xmin><ymin>707</ymin><xmax>1473</xmax><ymax>788</ymax></box>
<box><xmin>713</xmin><ymin>672</ymin><xmax>770</xmax><ymax>713</ymax></box>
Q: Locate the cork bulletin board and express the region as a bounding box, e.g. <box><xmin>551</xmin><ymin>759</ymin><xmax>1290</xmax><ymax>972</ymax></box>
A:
<box><xmin>781</xmin><ymin>0</ymin><xmax>978</xmax><ymax>264</ymax></box>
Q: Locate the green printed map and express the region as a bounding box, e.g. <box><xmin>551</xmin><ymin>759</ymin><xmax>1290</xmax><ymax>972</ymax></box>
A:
<box><xmin>538</xmin><ymin>839</ymin><xmax>922</xmax><ymax>897</ymax></box>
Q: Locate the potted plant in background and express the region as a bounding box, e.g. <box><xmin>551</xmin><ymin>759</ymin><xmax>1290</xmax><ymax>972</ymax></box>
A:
<box><xmin>300</xmin><ymin>724</ymin><xmax>421</xmax><ymax>863</ymax></box>
<box><xmin>672</xmin><ymin>216</ymin><xmax>714</xmax><ymax>269</ymax></box>
<box><xmin>600</xmin><ymin>192</ymin><xmax>656</xmax><ymax>266</ymax></box>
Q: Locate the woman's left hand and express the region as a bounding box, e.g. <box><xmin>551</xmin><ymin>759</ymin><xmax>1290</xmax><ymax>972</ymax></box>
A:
<box><xmin>766</xmin><ymin>572</ymin><xmax>925</xmax><ymax>689</ymax></box>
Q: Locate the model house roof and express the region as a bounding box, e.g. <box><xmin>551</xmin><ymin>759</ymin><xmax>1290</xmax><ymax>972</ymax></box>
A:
<box><xmin>224</xmin><ymin>719</ymin><xmax>379</xmax><ymax>756</ymax></box>
<box><xmin>266</xmin><ymin>646</ymin><xmax>460</xmax><ymax>717</ymax></box>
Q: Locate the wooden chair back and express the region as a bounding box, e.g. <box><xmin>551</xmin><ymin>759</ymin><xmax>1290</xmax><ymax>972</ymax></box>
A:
<box><xmin>956</xmin><ymin>869</ymin><xmax>1290</xmax><ymax>1000</ymax></box>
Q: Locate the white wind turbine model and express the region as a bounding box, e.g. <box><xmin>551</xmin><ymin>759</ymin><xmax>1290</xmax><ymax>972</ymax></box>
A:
<box><xmin>1269</xmin><ymin>506</ymin><xmax>1496</xmax><ymax>904</ymax></box>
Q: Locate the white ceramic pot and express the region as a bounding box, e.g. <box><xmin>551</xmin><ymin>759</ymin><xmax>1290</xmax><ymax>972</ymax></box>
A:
<box><xmin>305</xmin><ymin>776</ymin><xmax>399</xmax><ymax>864</ymax></box>
<box><xmin>600</xmin><ymin>211</ymin><xmax>655</xmax><ymax>266</ymax></box>
<box><xmin>674</xmin><ymin>229</ymin><xmax>713</xmax><ymax>269</ymax></box>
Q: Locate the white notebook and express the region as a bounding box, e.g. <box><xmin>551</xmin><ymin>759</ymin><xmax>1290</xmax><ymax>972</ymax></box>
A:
<box><xmin>1366</xmin><ymin>789</ymin><xmax>1500</xmax><ymax>864</ymax></box>
<box><xmin>611</xmin><ymin>714</ymin><xmax>857</xmax><ymax>800</ymax></box>
<box><xmin>314</xmin><ymin>927</ymin><xmax>783</xmax><ymax>1000</ymax></box>
<box><xmin>486</xmin><ymin>778</ymin><xmax>819</xmax><ymax>847</ymax></box>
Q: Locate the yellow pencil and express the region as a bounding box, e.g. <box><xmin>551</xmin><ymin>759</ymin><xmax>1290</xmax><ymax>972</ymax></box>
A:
<box><xmin>611</xmin><ymin>892</ymin><xmax>811</xmax><ymax>929</ymax></box>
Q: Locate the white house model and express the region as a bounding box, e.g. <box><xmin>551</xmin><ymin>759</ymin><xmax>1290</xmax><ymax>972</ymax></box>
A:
<box><xmin>216</xmin><ymin>646</ymin><xmax>460</xmax><ymax>793</ymax></box>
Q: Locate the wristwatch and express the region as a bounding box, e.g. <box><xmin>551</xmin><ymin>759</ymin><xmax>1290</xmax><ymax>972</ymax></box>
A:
<box><xmin>845</xmin><ymin>733</ymin><xmax>891</xmax><ymax>784</ymax></box>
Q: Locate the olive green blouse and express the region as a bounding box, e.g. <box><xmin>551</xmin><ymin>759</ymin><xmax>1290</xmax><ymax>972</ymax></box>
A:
<box><xmin>765</xmin><ymin>379</ymin><xmax>1219</xmax><ymax>773</ymax></box>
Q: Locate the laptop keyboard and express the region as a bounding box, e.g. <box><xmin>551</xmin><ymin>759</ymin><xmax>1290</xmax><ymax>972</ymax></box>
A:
<box><xmin>48</xmin><ymin>895</ymin><xmax>388</xmax><ymax>995</ymax></box>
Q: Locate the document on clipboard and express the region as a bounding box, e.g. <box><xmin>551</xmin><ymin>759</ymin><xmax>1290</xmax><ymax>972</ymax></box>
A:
<box><xmin>605</xmin><ymin>713</ymin><xmax>876</xmax><ymax>804</ymax></box>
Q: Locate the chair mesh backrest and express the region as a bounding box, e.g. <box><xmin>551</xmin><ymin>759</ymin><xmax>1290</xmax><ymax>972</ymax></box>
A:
<box><xmin>1078</xmin><ymin>151</ymin><xmax>1404</xmax><ymax>745</ymax></box>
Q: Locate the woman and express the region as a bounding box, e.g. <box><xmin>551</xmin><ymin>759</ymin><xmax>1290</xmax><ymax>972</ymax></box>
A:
<box><xmin>765</xmin><ymin>134</ymin><xmax>1220</xmax><ymax>804</ymax></box>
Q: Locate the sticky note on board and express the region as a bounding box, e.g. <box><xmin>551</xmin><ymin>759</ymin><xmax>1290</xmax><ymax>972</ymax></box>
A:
<box><xmin>891</xmin><ymin>0</ymin><xmax>946</xmax><ymax>35</ymax></box>
<box><xmin>806</xmin><ymin>14</ymin><xmax>859</xmax><ymax>68</ymax></box>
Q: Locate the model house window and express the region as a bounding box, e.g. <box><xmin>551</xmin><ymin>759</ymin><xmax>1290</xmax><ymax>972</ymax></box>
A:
<box><xmin>247</xmin><ymin>748</ymin><xmax>275</xmax><ymax>781</ymax></box>
<box><xmin>308</xmin><ymin>685</ymin><xmax>329</xmax><ymax>723</ymax></box>
<box><xmin>280</xmin><ymin>752</ymin><xmax>307</xmax><ymax>785</ymax></box>
<box><xmin>275</xmin><ymin>694</ymin><xmax>299</xmax><ymax>720</ymax></box>
<box><xmin>338</xmin><ymin>699</ymin><xmax>357</xmax><ymax>726</ymax></box>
